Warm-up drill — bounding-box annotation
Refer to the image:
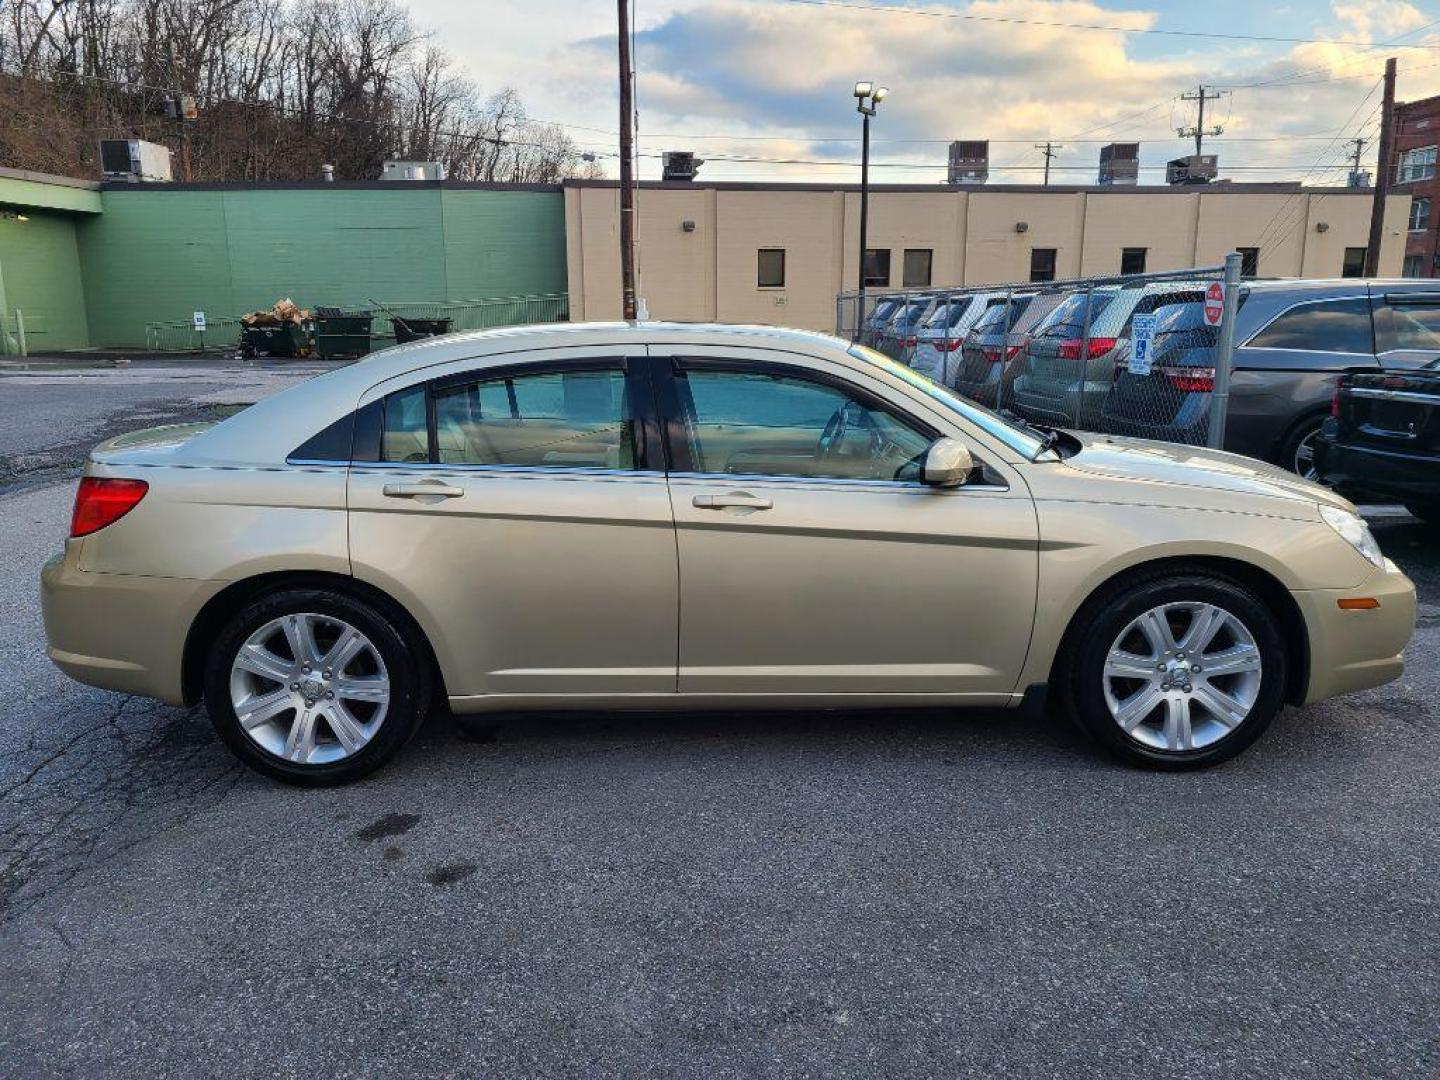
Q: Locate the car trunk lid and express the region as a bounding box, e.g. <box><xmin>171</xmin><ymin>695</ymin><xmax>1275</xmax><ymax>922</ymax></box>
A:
<box><xmin>1337</xmin><ymin>369</ymin><xmax>1440</xmax><ymax>453</ymax></box>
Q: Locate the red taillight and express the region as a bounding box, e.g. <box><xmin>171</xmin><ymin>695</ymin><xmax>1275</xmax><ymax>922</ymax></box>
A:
<box><xmin>981</xmin><ymin>347</ymin><xmax>1003</xmax><ymax>364</ymax></box>
<box><xmin>1056</xmin><ymin>337</ymin><xmax>1118</xmax><ymax>360</ymax></box>
<box><xmin>941</xmin><ymin>338</ymin><xmax>964</xmax><ymax>352</ymax></box>
<box><xmin>1161</xmin><ymin>366</ymin><xmax>1216</xmax><ymax>393</ymax></box>
<box><xmin>1331</xmin><ymin>387</ymin><xmax>1341</xmax><ymax>417</ymax></box>
<box><xmin>1006</xmin><ymin>338</ymin><xmax>1028</xmax><ymax>362</ymax></box>
<box><xmin>70</xmin><ymin>477</ymin><xmax>148</xmax><ymax>537</ymax></box>
<box><xmin>901</xmin><ymin>336</ymin><xmax>918</xmax><ymax>347</ymax></box>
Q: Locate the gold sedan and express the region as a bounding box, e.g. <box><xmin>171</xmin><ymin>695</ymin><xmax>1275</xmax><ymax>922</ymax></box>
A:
<box><xmin>42</xmin><ymin>324</ymin><xmax>1415</xmax><ymax>784</ymax></box>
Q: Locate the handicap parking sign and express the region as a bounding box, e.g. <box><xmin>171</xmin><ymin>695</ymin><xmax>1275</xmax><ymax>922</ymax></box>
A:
<box><xmin>1128</xmin><ymin>313</ymin><xmax>1158</xmax><ymax>376</ymax></box>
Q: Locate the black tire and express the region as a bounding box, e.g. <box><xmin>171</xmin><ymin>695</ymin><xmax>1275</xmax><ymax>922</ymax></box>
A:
<box><xmin>203</xmin><ymin>587</ymin><xmax>430</xmax><ymax>786</ymax></box>
<box><xmin>1278</xmin><ymin>414</ymin><xmax>1325</xmax><ymax>479</ymax></box>
<box><xmin>1061</xmin><ymin>571</ymin><xmax>1288</xmax><ymax>770</ymax></box>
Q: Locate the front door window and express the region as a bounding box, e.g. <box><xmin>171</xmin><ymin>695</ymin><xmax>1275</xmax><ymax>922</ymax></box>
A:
<box><xmin>674</xmin><ymin>367</ymin><xmax>933</xmax><ymax>482</ymax></box>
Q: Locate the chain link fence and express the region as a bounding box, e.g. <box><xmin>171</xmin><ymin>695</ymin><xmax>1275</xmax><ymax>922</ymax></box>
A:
<box><xmin>145</xmin><ymin>292</ymin><xmax>570</xmax><ymax>354</ymax></box>
<box><xmin>838</xmin><ymin>262</ymin><xmax>1239</xmax><ymax>449</ymax></box>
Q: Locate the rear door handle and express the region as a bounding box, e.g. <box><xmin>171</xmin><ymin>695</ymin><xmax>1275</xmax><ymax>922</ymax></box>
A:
<box><xmin>383</xmin><ymin>481</ymin><xmax>465</xmax><ymax>499</ymax></box>
<box><xmin>692</xmin><ymin>493</ymin><xmax>773</xmax><ymax>511</ymax></box>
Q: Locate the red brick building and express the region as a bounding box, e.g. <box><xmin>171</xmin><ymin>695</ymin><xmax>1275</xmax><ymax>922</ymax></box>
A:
<box><xmin>1395</xmin><ymin>93</ymin><xmax>1440</xmax><ymax>277</ymax></box>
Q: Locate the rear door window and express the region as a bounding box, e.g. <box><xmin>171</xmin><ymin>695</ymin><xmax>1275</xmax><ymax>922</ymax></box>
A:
<box><xmin>1245</xmin><ymin>297</ymin><xmax>1374</xmax><ymax>354</ymax></box>
<box><xmin>378</xmin><ymin>366</ymin><xmax>638</xmax><ymax>470</ymax></box>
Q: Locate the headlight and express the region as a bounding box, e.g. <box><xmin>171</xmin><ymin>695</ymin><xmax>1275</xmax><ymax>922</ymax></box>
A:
<box><xmin>1319</xmin><ymin>504</ymin><xmax>1385</xmax><ymax>570</ymax></box>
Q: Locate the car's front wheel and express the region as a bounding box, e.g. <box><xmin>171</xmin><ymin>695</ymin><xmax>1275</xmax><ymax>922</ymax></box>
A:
<box><xmin>204</xmin><ymin>587</ymin><xmax>430</xmax><ymax>785</ymax></box>
<box><xmin>1063</xmin><ymin>572</ymin><xmax>1288</xmax><ymax>769</ymax></box>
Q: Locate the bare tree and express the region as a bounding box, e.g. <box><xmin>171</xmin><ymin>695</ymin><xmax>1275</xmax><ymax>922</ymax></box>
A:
<box><xmin>0</xmin><ymin>0</ymin><xmax>604</xmax><ymax>182</ymax></box>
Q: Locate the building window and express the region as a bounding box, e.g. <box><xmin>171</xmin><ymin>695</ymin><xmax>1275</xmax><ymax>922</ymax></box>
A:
<box><xmin>1342</xmin><ymin>247</ymin><xmax>1368</xmax><ymax>278</ymax></box>
<box><xmin>1404</xmin><ymin>254</ymin><xmax>1426</xmax><ymax>278</ymax></box>
<box><xmin>863</xmin><ymin>248</ymin><xmax>891</xmax><ymax>288</ymax></box>
<box><xmin>1238</xmin><ymin>247</ymin><xmax>1260</xmax><ymax>277</ymax></box>
<box><xmin>1410</xmin><ymin>197</ymin><xmax>1432</xmax><ymax>232</ymax></box>
<box><xmin>1029</xmin><ymin>248</ymin><xmax>1057</xmax><ymax>283</ymax></box>
<box><xmin>757</xmin><ymin>248</ymin><xmax>785</xmax><ymax>288</ymax></box>
<box><xmin>902</xmin><ymin>248</ymin><xmax>933</xmax><ymax>288</ymax></box>
<box><xmin>1397</xmin><ymin>145</ymin><xmax>1438</xmax><ymax>183</ymax></box>
<box><xmin>1120</xmin><ymin>247</ymin><xmax>1148</xmax><ymax>275</ymax></box>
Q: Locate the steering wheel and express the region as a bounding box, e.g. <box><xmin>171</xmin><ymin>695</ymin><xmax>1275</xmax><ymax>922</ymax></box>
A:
<box><xmin>817</xmin><ymin>401</ymin><xmax>881</xmax><ymax>460</ymax></box>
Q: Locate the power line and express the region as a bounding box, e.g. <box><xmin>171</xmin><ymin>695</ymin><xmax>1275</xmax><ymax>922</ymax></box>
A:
<box><xmin>780</xmin><ymin>0</ymin><xmax>1440</xmax><ymax>49</ymax></box>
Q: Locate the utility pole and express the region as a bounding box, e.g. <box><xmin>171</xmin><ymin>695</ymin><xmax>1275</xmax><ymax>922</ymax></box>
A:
<box><xmin>1349</xmin><ymin>137</ymin><xmax>1368</xmax><ymax>185</ymax></box>
<box><xmin>1365</xmin><ymin>57</ymin><xmax>1398</xmax><ymax>278</ymax></box>
<box><xmin>1177</xmin><ymin>84</ymin><xmax>1225</xmax><ymax>156</ymax></box>
<box><xmin>1034</xmin><ymin>141</ymin><xmax>1063</xmax><ymax>186</ymax></box>
<box><xmin>616</xmin><ymin>0</ymin><xmax>637</xmax><ymax>321</ymax></box>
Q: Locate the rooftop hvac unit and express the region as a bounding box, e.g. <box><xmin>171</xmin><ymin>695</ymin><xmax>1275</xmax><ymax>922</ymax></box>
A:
<box><xmin>662</xmin><ymin>151</ymin><xmax>703</xmax><ymax>182</ymax></box>
<box><xmin>381</xmin><ymin>161</ymin><xmax>446</xmax><ymax>181</ymax></box>
<box><xmin>97</xmin><ymin>139</ymin><xmax>173</xmax><ymax>183</ymax></box>
<box><xmin>1098</xmin><ymin>142</ymin><xmax>1140</xmax><ymax>185</ymax></box>
<box><xmin>947</xmin><ymin>140</ymin><xmax>989</xmax><ymax>185</ymax></box>
<box><xmin>1166</xmin><ymin>154</ymin><xmax>1218</xmax><ymax>185</ymax></box>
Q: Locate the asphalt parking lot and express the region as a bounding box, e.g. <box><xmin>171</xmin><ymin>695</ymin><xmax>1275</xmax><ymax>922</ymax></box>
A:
<box><xmin>1</xmin><ymin>360</ymin><xmax>1437</xmax><ymax>1078</ymax></box>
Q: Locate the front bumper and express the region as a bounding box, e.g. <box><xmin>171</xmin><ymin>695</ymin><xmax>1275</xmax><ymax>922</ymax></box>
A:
<box><xmin>1294</xmin><ymin>559</ymin><xmax>1416</xmax><ymax>704</ymax></box>
<box><xmin>42</xmin><ymin>548</ymin><xmax>224</xmax><ymax>705</ymax></box>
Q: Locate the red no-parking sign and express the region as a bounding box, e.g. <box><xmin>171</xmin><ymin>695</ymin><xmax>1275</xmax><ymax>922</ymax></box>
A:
<box><xmin>1203</xmin><ymin>281</ymin><xmax>1225</xmax><ymax>327</ymax></box>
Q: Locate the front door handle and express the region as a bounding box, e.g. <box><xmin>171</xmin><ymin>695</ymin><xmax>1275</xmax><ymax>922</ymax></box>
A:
<box><xmin>383</xmin><ymin>481</ymin><xmax>465</xmax><ymax>499</ymax></box>
<box><xmin>692</xmin><ymin>493</ymin><xmax>773</xmax><ymax>511</ymax></box>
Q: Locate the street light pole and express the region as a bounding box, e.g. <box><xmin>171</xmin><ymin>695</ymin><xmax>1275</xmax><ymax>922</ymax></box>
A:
<box><xmin>858</xmin><ymin>109</ymin><xmax>870</xmax><ymax>298</ymax></box>
<box><xmin>853</xmin><ymin>81</ymin><xmax>888</xmax><ymax>330</ymax></box>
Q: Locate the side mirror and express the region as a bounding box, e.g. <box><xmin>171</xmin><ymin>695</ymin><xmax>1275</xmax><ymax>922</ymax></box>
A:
<box><xmin>922</xmin><ymin>437</ymin><xmax>974</xmax><ymax>488</ymax></box>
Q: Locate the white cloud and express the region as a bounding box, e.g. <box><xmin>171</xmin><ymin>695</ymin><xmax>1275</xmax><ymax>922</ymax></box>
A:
<box><xmin>406</xmin><ymin>0</ymin><xmax>1440</xmax><ymax>184</ymax></box>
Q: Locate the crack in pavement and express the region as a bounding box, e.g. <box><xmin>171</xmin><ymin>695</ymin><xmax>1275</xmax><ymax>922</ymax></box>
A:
<box><xmin>0</xmin><ymin>694</ymin><xmax>241</xmax><ymax>923</ymax></box>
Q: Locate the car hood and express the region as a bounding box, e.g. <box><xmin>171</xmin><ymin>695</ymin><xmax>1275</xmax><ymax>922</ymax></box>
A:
<box><xmin>1058</xmin><ymin>432</ymin><xmax>1355</xmax><ymax>512</ymax></box>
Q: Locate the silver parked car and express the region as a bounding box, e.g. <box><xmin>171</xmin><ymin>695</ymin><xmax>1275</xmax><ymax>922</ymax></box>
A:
<box><xmin>43</xmin><ymin>323</ymin><xmax>1414</xmax><ymax>784</ymax></box>
<box><xmin>909</xmin><ymin>292</ymin><xmax>1006</xmax><ymax>383</ymax></box>
<box><xmin>1011</xmin><ymin>282</ymin><xmax>1205</xmax><ymax>431</ymax></box>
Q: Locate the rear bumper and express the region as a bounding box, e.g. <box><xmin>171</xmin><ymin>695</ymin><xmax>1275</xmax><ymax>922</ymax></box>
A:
<box><xmin>1101</xmin><ymin>410</ymin><xmax>1205</xmax><ymax>443</ymax></box>
<box><xmin>41</xmin><ymin>549</ymin><xmax>223</xmax><ymax>705</ymax></box>
<box><xmin>1315</xmin><ymin>435</ymin><xmax>1440</xmax><ymax>504</ymax></box>
<box><xmin>1294</xmin><ymin>560</ymin><xmax>1415</xmax><ymax>704</ymax></box>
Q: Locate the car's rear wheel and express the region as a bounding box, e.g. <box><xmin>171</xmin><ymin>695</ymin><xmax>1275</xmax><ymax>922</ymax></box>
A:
<box><xmin>204</xmin><ymin>588</ymin><xmax>429</xmax><ymax>785</ymax></box>
<box><xmin>1063</xmin><ymin>573</ymin><xmax>1287</xmax><ymax>769</ymax></box>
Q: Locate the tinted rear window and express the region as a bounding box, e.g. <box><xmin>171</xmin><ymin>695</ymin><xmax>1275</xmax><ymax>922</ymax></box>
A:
<box><xmin>1247</xmin><ymin>297</ymin><xmax>1373</xmax><ymax>354</ymax></box>
<box><xmin>1033</xmin><ymin>292</ymin><xmax>1115</xmax><ymax>338</ymax></box>
<box><xmin>1150</xmin><ymin>302</ymin><xmax>1210</xmax><ymax>333</ymax></box>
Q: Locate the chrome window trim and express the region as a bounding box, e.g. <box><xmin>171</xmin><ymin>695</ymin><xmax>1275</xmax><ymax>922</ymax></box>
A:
<box><xmin>348</xmin><ymin>461</ymin><xmax>666</xmax><ymax>480</ymax></box>
<box><xmin>1347</xmin><ymin>387</ymin><xmax>1440</xmax><ymax>405</ymax></box>
<box><xmin>665</xmin><ymin>469</ymin><xmax>1010</xmax><ymax>494</ymax></box>
<box><xmin>1238</xmin><ymin>293</ymin><xmax>1372</xmax><ymax>352</ymax></box>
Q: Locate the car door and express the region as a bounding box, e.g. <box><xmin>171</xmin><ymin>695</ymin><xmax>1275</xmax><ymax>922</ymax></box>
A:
<box><xmin>654</xmin><ymin>347</ymin><xmax>1039</xmax><ymax>699</ymax></box>
<box><xmin>1227</xmin><ymin>293</ymin><xmax>1379</xmax><ymax>464</ymax></box>
<box><xmin>347</xmin><ymin>348</ymin><xmax>678</xmax><ymax>700</ymax></box>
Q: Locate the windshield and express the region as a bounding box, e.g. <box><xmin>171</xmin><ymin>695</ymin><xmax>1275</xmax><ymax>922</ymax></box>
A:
<box><xmin>848</xmin><ymin>343</ymin><xmax>1048</xmax><ymax>459</ymax></box>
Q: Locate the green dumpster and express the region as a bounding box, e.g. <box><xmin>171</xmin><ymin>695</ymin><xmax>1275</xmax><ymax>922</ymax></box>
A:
<box><xmin>314</xmin><ymin>308</ymin><xmax>374</xmax><ymax>359</ymax></box>
<box><xmin>240</xmin><ymin>321</ymin><xmax>308</xmax><ymax>358</ymax></box>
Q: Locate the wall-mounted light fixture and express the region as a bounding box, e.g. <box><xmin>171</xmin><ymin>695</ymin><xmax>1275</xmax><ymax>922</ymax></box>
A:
<box><xmin>1014</xmin><ymin>221</ymin><xmax>1029</xmax><ymax>233</ymax></box>
<box><xmin>681</xmin><ymin>219</ymin><xmax>696</xmax><ymax>232</ymax></box>
<box><xmin>1315</xmin><ymin>221</ymin><xmax>1330</xmax><ymax>233</ymax></box>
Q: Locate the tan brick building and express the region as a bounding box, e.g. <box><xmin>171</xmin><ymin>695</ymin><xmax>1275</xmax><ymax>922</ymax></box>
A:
<box><xmin>564</xmin><ymin>180</ymin><xmax>1411</xmax><ymax>332</ymax></box>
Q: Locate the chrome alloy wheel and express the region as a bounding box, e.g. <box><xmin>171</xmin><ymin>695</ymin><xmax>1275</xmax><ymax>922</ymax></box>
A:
<box><xmin>1292</xmin><ymin>428</ymin><xmax>1320</xmax><ymax>480</ymax></box>
<box><xmin>228</xmin><ymin>613</ymin><xmax>390</xmax><ymax>765</ymax></box>
<box><xmin>1101</xmin><ymin>602</ymin><xmax>1263</xmax><ymax>752</ymax></box>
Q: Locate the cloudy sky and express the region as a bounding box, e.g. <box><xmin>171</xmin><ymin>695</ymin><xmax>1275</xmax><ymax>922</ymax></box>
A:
<box><xmin>407</xmin><ymin>0</ymin><xmax>1440</xmax><ymax>184</ymax></box>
